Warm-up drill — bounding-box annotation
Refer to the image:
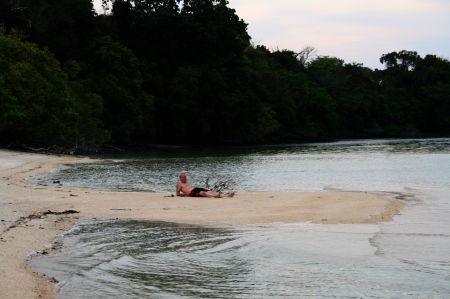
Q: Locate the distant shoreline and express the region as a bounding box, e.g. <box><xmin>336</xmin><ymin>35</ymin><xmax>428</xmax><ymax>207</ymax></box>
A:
<box><xmin>0</xmin><ymin>149</ymin><xmax>404</xmax><ymax>299</ymax></box>
<box><xmin>2</xmin><ymin>135</ymin><xmax>450</xmax><ymax>155</ymax></box>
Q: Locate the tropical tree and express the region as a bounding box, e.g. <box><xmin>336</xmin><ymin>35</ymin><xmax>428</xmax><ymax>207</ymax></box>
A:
<box><xmin>0</xmin><ymin>32</ymin><xmax>77</xmax><ymax>145</ymax></box>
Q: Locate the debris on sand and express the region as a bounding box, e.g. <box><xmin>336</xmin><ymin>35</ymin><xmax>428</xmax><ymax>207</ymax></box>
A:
<box><xmin>43</xmin><ymin>210</ymin><xmax>79</xmax><ymax>216</ymax></box>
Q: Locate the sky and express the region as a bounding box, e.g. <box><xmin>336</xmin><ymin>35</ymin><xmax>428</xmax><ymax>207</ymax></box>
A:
<box><xmin>93</xmin><ymin>0</ymin><xmax>450</xmax><ymax>69</ymax></box>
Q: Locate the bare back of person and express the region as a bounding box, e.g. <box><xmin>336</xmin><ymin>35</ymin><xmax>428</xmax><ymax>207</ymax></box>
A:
<box><xmin>176</xmin><ymin>180</ymin><xmax>193</xmax><ymax>196</ymax></box>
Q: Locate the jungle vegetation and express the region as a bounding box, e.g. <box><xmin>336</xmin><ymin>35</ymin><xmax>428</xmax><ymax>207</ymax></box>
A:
<box><xmin>1</xmin><ymin>0</ymin><xmax>449</xmax><ymax>152</ymax></box>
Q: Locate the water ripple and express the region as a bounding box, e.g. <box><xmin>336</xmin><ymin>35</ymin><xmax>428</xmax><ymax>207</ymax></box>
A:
<box><xmin>30</xmin><ymin>220</ymin><xmax>450</xmax><ymax>298</ymax></box>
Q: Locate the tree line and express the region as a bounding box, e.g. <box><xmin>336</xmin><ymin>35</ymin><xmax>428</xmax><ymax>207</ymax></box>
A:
<box><xmin>1</xmin><ymin>0</ymin><xmax>449</xmax><ymax>152</ymax></box>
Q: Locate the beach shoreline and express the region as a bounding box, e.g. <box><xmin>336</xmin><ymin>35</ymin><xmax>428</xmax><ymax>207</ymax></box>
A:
<box><xmin>0</xmin><ymin>149</ymin><xmax>404</xmax><ymax>299</ymax></box>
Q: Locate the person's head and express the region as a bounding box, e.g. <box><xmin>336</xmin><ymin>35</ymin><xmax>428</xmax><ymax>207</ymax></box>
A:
<box><xmin>179</xmin><ymin>172</ymin><xmax>187</xmax><ymax>183</ymax></box>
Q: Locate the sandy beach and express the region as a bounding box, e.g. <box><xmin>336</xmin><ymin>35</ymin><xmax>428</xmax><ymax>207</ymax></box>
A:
<box><xmin>0</xmin><ymin>149</ymin><xmax>404</xmax><ymax>299</ymax></box>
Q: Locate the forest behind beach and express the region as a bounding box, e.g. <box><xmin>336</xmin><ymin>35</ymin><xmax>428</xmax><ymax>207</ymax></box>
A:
<box><xmin>1</xmin><ymin>0</ymin><xmax>449</xmax><ymax>152</ymax></box>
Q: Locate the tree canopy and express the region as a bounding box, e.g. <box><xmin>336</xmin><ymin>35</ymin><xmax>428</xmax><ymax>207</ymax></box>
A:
<box><xmin>1</xmin><ymin>0</ymin><xmax>449</xmax><ymax>151</ymax></box>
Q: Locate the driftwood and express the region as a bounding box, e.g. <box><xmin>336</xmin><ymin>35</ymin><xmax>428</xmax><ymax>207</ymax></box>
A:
<box><xmin>29</xmin><ymin>210</ymin><xmax>80</xmax><ymax>218</ymax></box>
<box><xmin>4</xmin><ymin>142</ymin><xmax>98</xmax><ymax>154</ymax></box>
<box><xmin>43</xmin><ymin>210</ymin><xmax>79</xmax><ymax>215</ymax></box>
<box><xmin>21</xmin><ymin>144</ymin><xmax>55</xmax><ymax>152</ymax></box>
<box><xmin>1</xmin><ymin>210</ymin><xmax>80</xmax><ymax>235</ymax></box>
<box><xmin>203</xmin><ymin>177</ymin><xmax>235</xmax><ymax>192</ymax></box>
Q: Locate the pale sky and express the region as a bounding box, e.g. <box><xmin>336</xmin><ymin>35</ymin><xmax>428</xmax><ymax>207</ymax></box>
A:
<box><xmin>93</xmin><ymin>0</ymin><xmax>450</xmax><ymax>69</ymax></box>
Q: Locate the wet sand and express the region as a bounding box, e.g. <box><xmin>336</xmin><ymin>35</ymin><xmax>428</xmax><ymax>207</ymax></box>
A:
<box><xmin>0</xmin><ymin>149</ymin><xmax>403</xmax><ymax>299</ymax></box>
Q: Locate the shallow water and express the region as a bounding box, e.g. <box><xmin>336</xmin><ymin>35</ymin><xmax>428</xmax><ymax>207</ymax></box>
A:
<box><xmin>37</xmin><ymin>138</ymin><xmax>450</xmax><ymax>193</ymax></box>
<box><xmin>30</xmin><ymin>219</ymin><xmax>450</xmax><ymax>298</ymax></box>
<box><xmin>30</xmin><ymin>138</ymin><xmax>450</xmax><ymax>298</ymax></box>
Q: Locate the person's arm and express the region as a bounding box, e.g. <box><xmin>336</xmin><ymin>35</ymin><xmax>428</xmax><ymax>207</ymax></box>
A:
<box><xmin>176</xmin><ymin>182</ymin><xmax>184</xmax><ymax>197</ymax></box>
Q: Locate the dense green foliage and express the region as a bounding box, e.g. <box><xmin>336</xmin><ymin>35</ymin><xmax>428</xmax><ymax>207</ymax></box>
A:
<box><xmin>0</xmin><ymin>33</ymin><xmax>77</xmax><ymax>145</ymax></box>
<box><xmin>1</xmin><ymin>0</ymin><xmax>449</xmax><ymax>151</ymax></box>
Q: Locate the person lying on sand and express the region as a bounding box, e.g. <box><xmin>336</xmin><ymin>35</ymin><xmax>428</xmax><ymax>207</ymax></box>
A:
<box><xmin>176</xmin><ymin>172</ymin><xmax>235</xmax><ymax>198</ymax></box>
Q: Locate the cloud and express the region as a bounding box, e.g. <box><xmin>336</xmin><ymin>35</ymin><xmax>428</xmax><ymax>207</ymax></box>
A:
<box><xmin>228</xmin><ymin>0</ymin><xmax>450</xmax><ymax>68</ymax></box>
<box><xmin>93</xmin><ymin>0</ymin><xmax>103</xmax><ymax>12</ymax></box>
<box><xmin>91</xmin><ymin>0</ymin><xmax>450</xmax><ymax>68</ymax></box>
<box><xmin>230</xmin><ymin>0</ymin><xmax>445</xmax><ymax>22</ymax></box>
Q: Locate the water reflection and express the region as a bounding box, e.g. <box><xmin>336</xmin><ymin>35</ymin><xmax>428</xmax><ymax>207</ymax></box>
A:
<box><xmin>30</xmin><ymin>220</ymin><xmax>450</xmax><ymax>298</ymax></box>
<box><xmin>32</xmin><ymin>220</ymin><xmax>255</xmax><ymax>299</ymax></box>
<box><xmin>36</xmin><ymin>138</ymin><xmax>450</xmax><ymax>192</ymax></box>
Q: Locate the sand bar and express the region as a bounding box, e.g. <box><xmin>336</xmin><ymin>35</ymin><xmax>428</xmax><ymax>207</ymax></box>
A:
<box><xmin>0</xmin><ymin>149</ymin><xmax>404</xmax><ymax>298</ymax></box>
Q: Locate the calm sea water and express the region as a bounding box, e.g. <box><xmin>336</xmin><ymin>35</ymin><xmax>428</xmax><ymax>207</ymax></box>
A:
<box><xmin>30</xmin><ymin>138</ymin><xmax>450</xmax><ymax>298</ymax></box>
